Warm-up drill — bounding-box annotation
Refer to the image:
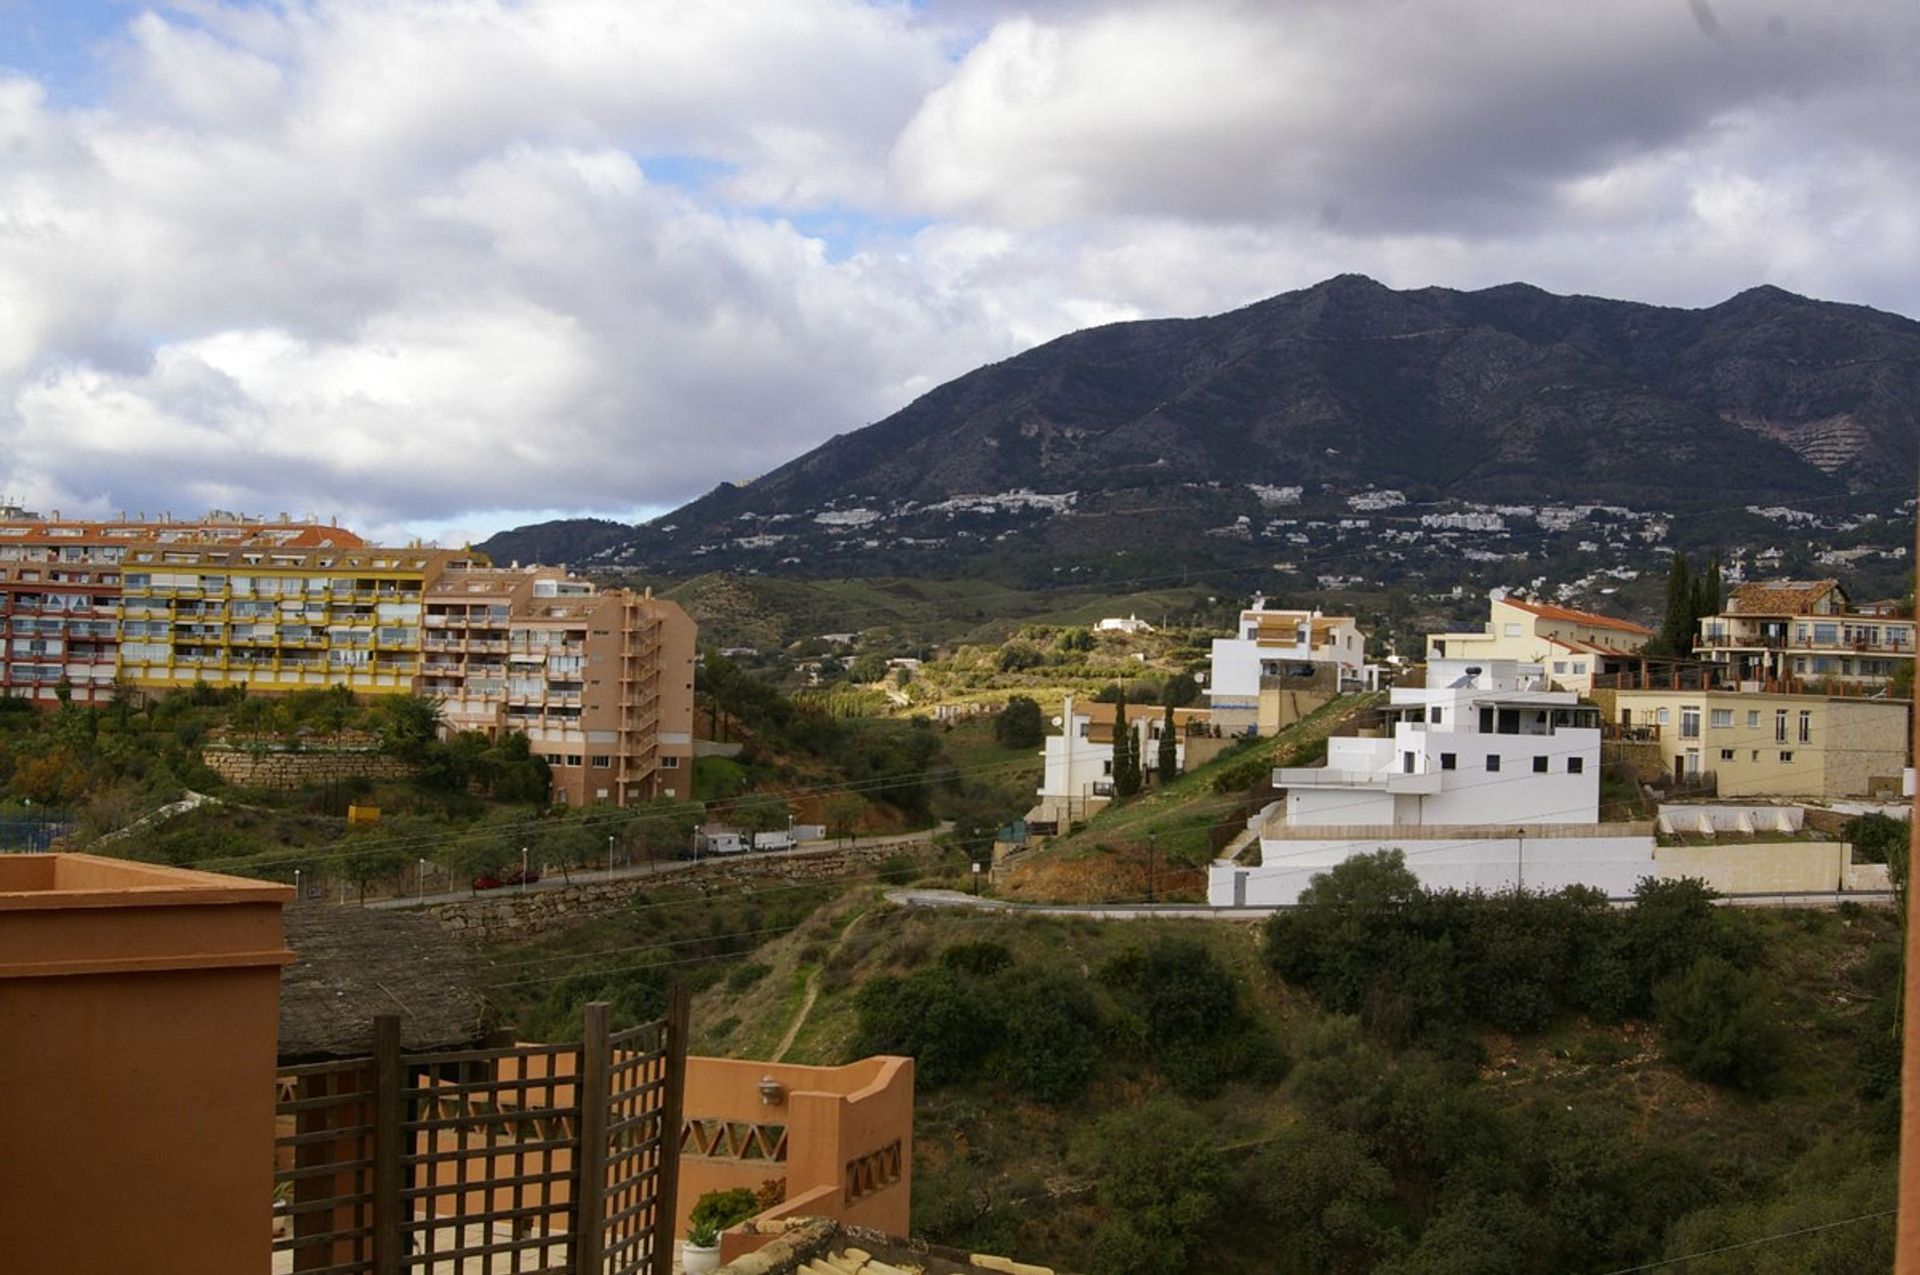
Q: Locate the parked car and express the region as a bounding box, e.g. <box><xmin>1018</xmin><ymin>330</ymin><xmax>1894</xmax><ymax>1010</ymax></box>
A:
<box><xmin>471</xmin><ymin>866</ymin><xmax>541</xmax><ymax>890</ymax></box>
<box><xmin>471</xmin><ymin>873</ymin><xmax>504</xmax><ymax>891</ymax></box>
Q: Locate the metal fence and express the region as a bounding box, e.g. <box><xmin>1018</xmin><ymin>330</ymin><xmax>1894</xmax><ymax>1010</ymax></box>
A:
<box><xmin>274</xmin><ymin>994</ymin><xmax>686</xmax><ymax>1275</ymax></box>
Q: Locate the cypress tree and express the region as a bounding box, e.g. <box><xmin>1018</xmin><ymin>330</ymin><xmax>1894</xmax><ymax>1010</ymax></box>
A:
<box><xmin>1658</xmin><ymin>552</ymin><xmax>1694</xmax><ymax>656</ymax></box>
<box><xmin>1158</xmin><ymin>704</ymin><xmax>1179</xmax><ymax>785</ymax></box>
<box><xmin>1111</xmin><ymin>687</ymin><xmax>1133</xmax><ymax>799</ymax></box>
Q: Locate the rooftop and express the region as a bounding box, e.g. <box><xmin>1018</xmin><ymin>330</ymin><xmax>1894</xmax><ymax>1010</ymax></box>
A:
<box><xmin>1724</xmin><ymin>579</ymin><xmax>1845</xmax><ymax>616</ymax></box>
<box><xmin>1501</xmin><ymin>596</ymin><xmax>1654</xmax><ymax>636</ymax></box>
<box><xmin>277</xmin><ymin>905</ymin><xmax>492</xmax><ymax>1062</ymax></box>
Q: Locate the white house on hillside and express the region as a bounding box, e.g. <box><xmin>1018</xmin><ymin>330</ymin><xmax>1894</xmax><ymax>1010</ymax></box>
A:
<box><xmin>1211</xmin><ymin>658</ymin><xmax>1653</xmax><ymax>906</ymax></box>
<box><xmin>1029</xmin><ymin>694</ymin><xmax>1214</xmax><ymax>828</ymax></box>
<box><xmin>1208</xmin><ymin>595</ymin><xmax>1377</xmax><ymax>734</ymax></box>
<box><xmin>1094</xmin><ymin>614</ymin><xmax>1155</xmax><ymax>635</ymax></box>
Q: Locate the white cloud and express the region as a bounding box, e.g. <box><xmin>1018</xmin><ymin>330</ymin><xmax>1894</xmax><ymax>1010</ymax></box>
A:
<box><xmin>0</xmin><ymin>0</ymin><xmax>1916</xmax><ymax>539</ymax></box>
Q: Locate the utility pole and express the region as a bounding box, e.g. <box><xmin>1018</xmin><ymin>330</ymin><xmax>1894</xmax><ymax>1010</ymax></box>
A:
<box><xmin>1897</xmin><ymin>503</ymin><xmax>1920</xmax><ymax>1274</ymax></box>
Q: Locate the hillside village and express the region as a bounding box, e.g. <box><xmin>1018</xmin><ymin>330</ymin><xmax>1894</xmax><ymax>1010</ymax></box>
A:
<box><xmin>6</xmin><ymin>506</ymin><xmax>1915</xmax><ymax>1275</ymax></box>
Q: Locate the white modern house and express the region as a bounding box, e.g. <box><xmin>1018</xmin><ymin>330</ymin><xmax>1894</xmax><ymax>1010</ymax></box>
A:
<box><xmin>1211</xmin><ymin>658</ymin><xmax>1654</xmax><ymax>905</ymax></box>
<box><xmin>1094</xmin><ymin>614</ymin><xmax>1155</xmax><ymax>635</ymax></box>
<box><xmin>1207</xmin><ymin>595</ymin><xmax>1378</xmax><ymax>734</ymax></box>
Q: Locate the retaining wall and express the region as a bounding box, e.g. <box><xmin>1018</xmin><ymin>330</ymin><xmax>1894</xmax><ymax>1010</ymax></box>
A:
<box><xmin>203</xmin><ymin>747</ymin><xmax>420</xmax><ymax>790</ymax></box>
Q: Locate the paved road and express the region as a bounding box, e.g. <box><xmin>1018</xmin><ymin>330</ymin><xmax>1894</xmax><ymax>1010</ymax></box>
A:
<box><xmin>348</xmin><ymin>829</ymin><xmax>940</xmax><ymax>910</ymax></box>
<box><xmin>884</xmin><ymin>888</ymin><xmax>1283</xmax><ymax>921</ymax></box>
<box><xmin>885</xmin><ymin>886</ymin><xmax>1899</xmax><ymax>920</ymax></box>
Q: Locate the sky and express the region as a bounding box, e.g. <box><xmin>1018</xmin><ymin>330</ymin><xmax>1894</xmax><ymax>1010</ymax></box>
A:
<box><xmin>1</xmin><ymin>0</ymin><xmax>1916</xmax><ymax>545</ymax></box>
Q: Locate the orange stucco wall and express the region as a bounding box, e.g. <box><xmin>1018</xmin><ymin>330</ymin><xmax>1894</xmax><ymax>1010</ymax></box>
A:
<box><xmin>0</xmin><ymin>854</ymin><xmax>292</xmax><ymax>1275</ymax></box>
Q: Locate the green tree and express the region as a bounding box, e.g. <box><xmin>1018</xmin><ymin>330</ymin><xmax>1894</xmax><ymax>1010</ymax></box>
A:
<box><xmin>1243</xmin><ymin>1122</ymin><xmax>1407</xmax><ymax>1273</ymax></box>
<box><xmin>993</xmin><ymin>696</ymin><xmax>1045</xmax><ymax>749</ymax></box>
<box><xmin>1655</xmin><ymin>551</ymin><xmax>1695</xmax><ymax>656</ymax></box>
<box><xmin>342</xmin><ymin>844</ymin><xmax>406</xmax><ymax>905</ymax></box>
<box><xmin>1156</xmin><ymin>704</ymin><xmax>1178</xmax><ymax>785</ymax></box>
<box><xmin>1162</xmin><ymin>671</ymin><xmax>1200</xmax><ymax>708</ymax></box>
<box><xmin>1112</xmin><ymin>687</ymin><xmax>1142</xmax><ymax>799</ymax></box>
<box><xmin>371</xmin><ymin>693</ymin><xmax>443</xmax><ymax>762</ymax></box>
<box><xmin>1076</xmin><ymin>1099</ymin><xmax>1228</xmax><ymax>1275</ymax></box>
<box><xmin>1655</xmin><ymin>954</ymin><xmax>1784</xmax><ymax>1093</ymax></box>
<box><xmin>992</xmin><ymin>965</ymin><xmax>1104</xmax><ymax>1104</ymax></box>
<box><xmin>847</xmin><ymin>653</ymin><xmax>889</xmax><ymax>683</ymax></box>
<box><xmin>853</xmin><ymin>966</ymin><xmax>996</xmax><ymax>1087</ymax></box>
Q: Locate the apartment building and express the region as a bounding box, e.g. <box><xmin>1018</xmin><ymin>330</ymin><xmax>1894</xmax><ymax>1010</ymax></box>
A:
<box><xmin>0</xmin><ymin>511</ymin><xmax>697</xmax><ymax>807</ymax></box>
<box><xmin>0</xmin><ymin>512</ymin><xmax>368</xmax><ymax>704</ymax></box>
<box><xmin>1599</xmin><ymin>686</ymin><xmax>1910</xmax><ymax>798</ymax></box>
<box><xmin>1695</xmin><ymin>579</ymin><xmax>1914</xmax><ymax>690</ymax></box>
<box><xmin>1427</xmin><ymin>591</ymin><xmax>1652</xmax><ymax>693</ymax></box>
<box><xmin>1028</xmin><ymin>693</ymin><xmax>1221</xmax><ymax>826</ymax></box>
<box><xmin>1208</xmin><ymin>594</ymin><xmax>1375</xmax><ymax>734</ymax></box>
<box><xmin>423</xmin><ymin>565</ymin><xmax>697</xmax><ymax>806</ymax></box>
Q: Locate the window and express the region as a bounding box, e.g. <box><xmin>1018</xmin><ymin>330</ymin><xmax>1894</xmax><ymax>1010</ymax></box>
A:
<box><xmin>660</xmin><ymin>755</ymin><xmax>680</xmax><ymax>769</ymax></box>
<box><xmin>1747</xmin><ymin>711</ymin><xmax>1760</xmax><ymax>728</ymax></box>
<box><xmin>1710</xmin><ymin>709</ymin><xmax>1733</xmax><ymax>729</ymax></box>
<box><xmin>1567</xmin><ymin>757</ymin><xmax>1584</xmax><ymax>774</ymax></box>
<box><xmin>1441</xmin><ymin>753</ymin><xmax>1457</xmax><ymax>770</ymax></box>
<box><xmin>1486</xmin><ymin>755</ymin><xmax>1501</xmax><ymax>772</ymax></box>
<box><xmin>1656</xmin><ymin>708</ymin><xmax>1671</xmax><ymax>726</ymax></box>
<box><xmin>1680</xmin><ymin>707</ymin><xmax>1700</xmax><ymax>739</ymax></box>
<box><xmin>1402</xmin><ymin>751</ymin><xmax>1416</xmax><ymax>774</ymax></box>
<box><xmin>1798</xmin><ymin>711</ymin><xmax>1812</xmax><ymax>744</ymax></box>
<box><xmin>1779</xmin><ymin>751</ymin><xmax>1794</xmax><ymax>763</ymax></box>
<box><xmin>1721</xmin><ymin>749</ymin><xmax>1735</xmax><ymax>761</ymax></box>
<box><xmin>590</xmin><ymin>755</ymin><xmax>612</xmax><ymax>768</ymax></box>
<box><xmin>1431</xmin><ymin>707</ymin><xmax>1443</xmax><ymax>725</ymax></box>
<box><xmin>1572</xmin><ymin>662</ymin><xmax>1587</xmax><ymax>674</ymax></box>
<box><xmin>1775</xmin><ymin>710</ymin><xmax>1788</xmax><ymax>743</ymax></box>
<box><xmin>1532</xmin><ymin>756</ymin><xmax>1548</xmax><ymax>773</ymax></box>
<box><xmin>564</xmin><ymin>754</ymin><xmax>583</xmax><ymax>767</ymax></box>
<box><xmin>1503</xmin><ymin>623</ymin><xmax>1522</xmax><ymax>638</ymax></box>
<box><xmin>1552</xmin><ymin>661</ymin><xmax>1567</xmax><ymax>674</ymax></box>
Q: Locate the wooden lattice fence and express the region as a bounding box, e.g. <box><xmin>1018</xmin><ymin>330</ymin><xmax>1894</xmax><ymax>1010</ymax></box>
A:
<box><xmin>273</xmin><ymin>993</ymin><xmax>686</xmax><ymax>1275</ymax></box>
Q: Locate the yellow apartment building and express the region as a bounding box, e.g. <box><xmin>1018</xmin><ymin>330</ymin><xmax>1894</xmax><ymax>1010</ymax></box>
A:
<box><xmin>1598</xmin><ymin>686</ymin><xmax>1910</xmax><ymax>798</ymax></box>
<box><xmin>1696</xmin><ymin>578</ymin><xmax>1914</xmax><ymax>691</ymax></box>
<box><xmin>1428</xmin><ymin>593</ymin><xmax>1652</xmax><ymax>693</ymax></box>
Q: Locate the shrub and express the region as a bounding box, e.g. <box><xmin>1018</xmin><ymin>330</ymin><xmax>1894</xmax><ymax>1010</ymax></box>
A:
<box><xmin>853</xmin><ymin>967</ymin><xmax>996</xmax><ymax>1087</ymax></box>
<box><xmin>941</xmin><ymin>940</ymin><xmax>1013</xmax><ymax>976</ymax></box>
<box><xmin>1845</xmin><ymin>813</ymin><xmax>1907</xmax><ymax>865</ymax></box>
<box><xmin>993</xmin><ymin>695</ymin><xmax>1046</xmax><ymax>748</ymax></box>
<box><xmin>689</xmin><ymin>1187</ymin><xmax>759</xmax><ymax>1235</ymax></box>
<box><xmin>1103</xmin><ymin>937</ymin><xmax>1256</xmax><ymax>1095</ymax></box>
<box><xmin>993</xmin><ymin>966</ymin><xmax>1104</xmax><ymax>1103</ymax></box>
<box><xmin>725</xmin><ymin>962</ymin><xmax>772</xmax><ymax>993</ymax></box>
<box><xmin>1075</xmin><ymin>1099</ymin><xmax>1228</xmax><ymax>1275</ymax></box>
<box><xmin>1654</xmin><ymin>955</ymin><xmax>1785</xmax><ymax>1093</ymax></box>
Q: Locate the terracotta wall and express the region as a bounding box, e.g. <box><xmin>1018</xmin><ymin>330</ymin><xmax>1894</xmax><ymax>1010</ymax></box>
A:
<box><xmin>0</xmin><ymin>854</ymin><xmax>291</xmax><ymax>1275</ymax></box>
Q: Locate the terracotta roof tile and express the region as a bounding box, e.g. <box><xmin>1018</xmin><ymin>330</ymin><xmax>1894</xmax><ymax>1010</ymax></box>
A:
<box><xmin>1726</xmin><ymin>579</ymin><xmax>1845</xmax><ymax>616</ymax></box>
<box><xmin>1502</xmin><ymin>597</ymin><xmax>1654</xmax><ymax>636</ymax></box>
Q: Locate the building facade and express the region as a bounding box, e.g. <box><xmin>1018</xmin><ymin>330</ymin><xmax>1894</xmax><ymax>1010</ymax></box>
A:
<box><xmin>0</xmin><ymin>511</ymin><xmax>696</xmax><ymax>807</ymax></box>
<box><xmin>1695</xmin><ymin>579</ymin><xmax>1914</xmax><ymax>691</ymax></box>
<box><xmin>1029</xmin><ymin>694</ymin><xmax>1217</xmax><ymax>827</ymax></box>
<box><xmin>1207</xmin><ymin>596</ymin><xmax>1375</xmax><ymax>734</ymax></box>
<box><xmin>1598</xmin><ymin>686</ymin><xmax>1911</xmax><ymax>798</ymax></box>
<box><xmin>1212</xmin><ymin>659</ymin><xmax>1654</xmax><ymax>906</ymax></box>
<box><xmin>1427</xmin><ymin>592</ymin><xmax>1651</xmax><ymax>693</ymax></box>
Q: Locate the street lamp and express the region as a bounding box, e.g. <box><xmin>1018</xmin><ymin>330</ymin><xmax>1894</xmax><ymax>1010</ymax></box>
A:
<box><xmin>521</xmin><ymin>846</ymin><xmax>529</xmax><ymax>891</ymax></box>
<box><xmin>418</xmin><ymin>857</ymin><xmax>427</xmax><ymax>901</ymax></box>
<box><xmin>608</xmin><ymin>834</ymin><xmax>616</xmax><ymax>874</ymax></box>
<box><xmin>293</xmin><ymin>868</ymin><xmax>302</xmax><ymax>904</ymax></box>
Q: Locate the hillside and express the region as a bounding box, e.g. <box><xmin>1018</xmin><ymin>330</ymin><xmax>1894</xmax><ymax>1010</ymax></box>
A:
<box><xmin>483</xmin><ymin>277</ymin><xmax>1920</xmax><ymax>595</ymax></box>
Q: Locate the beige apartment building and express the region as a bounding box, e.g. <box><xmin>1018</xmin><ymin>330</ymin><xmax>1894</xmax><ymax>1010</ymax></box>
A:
<box><xmin>1428</xmin><ymin>592</ymin><xmax>1652</xmax><ymax>693</ymax></box>
<box><xmin>1598</xmin><ymin>686</ymin><xmax>1911</xmax><ymax>798</ymax></box>
<box><xmin>1696</xmin><ymin>579</ymin><xmax>1914</xmax><ymax>691</ymax></box>
<box><xmin>423</xmin><ymin>565</ymin><xmax>696</xmax><ymax>806</ymax></box>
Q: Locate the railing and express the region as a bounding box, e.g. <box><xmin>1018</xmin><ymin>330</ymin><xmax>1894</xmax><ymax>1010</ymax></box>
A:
<box><xmin>273</xmin><ymin>996</ymin><xmax>685</xmax><ymax>1275</ymax></box>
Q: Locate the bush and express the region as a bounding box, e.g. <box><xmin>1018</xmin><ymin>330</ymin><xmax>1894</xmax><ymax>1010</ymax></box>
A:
<box><xmin>1654</xmin><ymin>955</ymin><xmax>1785</xmax><ymax>1094</ymax></box>
<box><xmin>1845</xmin><ymin>813</ymin><xmax>1907</xmax><ymax>865</ymax></box>
<box><xmin>1075</xmin><ymin>1099</ymin><xmax>1228</xmax><ymax>1275</ymax></box>
<box><xmin>725</xmin><ymin>962</ymin><xmax>771</xmax><ymax>993</ymax></box>
<box><xmin>940</xmin><ymin>940</ymin><xmax>1013</xmax><ymax>976</ymax></box>
<box><xmin>853</xmin><ymin>967</ymin><xmax>996</xmax><ymax>1087</ymax></box>
<box><xmin>994</xmin><ymin>966</ymin><xmax>1104</xmax><ymax>1103</ymax></box>
<box><xmin>689</xmin><ymin>1187</ymin><xmax>760</xmax><ymax>1234</ymax></box>
<box><xmin>993</xmin><ymin>696</ymin><xmax>1045</xmax><ymax>748</ymax></box>
<box><xmin>1244</xmin><ymin>1122</ymin><xmax>1407</xmax><ymax>1271</ymax></box>
<box><xmin>1103</xmin><ymin>937</ymin><xmax>1260</xmax><ymax>1095</ymax></box>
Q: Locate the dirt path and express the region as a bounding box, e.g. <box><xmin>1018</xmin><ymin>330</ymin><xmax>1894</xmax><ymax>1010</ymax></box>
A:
<box><xmin>771</xmin><ymin>910</ymin><xmax>869</xmax><ymax>1062</ymax></box>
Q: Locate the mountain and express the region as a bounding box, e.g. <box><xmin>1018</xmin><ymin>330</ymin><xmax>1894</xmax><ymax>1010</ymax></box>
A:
<box><xmin>482</xmin><ymin>277</ymin><xmax>1919</xmax><ymax>593</ymax></box>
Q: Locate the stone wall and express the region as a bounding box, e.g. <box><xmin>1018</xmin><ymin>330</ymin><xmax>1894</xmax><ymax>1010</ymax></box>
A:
<box><xmin>429</xmin><ymin>840</ymin><xmax>941</xmax><ymax>943</ymax></box>
<box><xmin>203</xmin><ymin>747</ymin><xmax>420</xmax><ymax>790</ymax></box>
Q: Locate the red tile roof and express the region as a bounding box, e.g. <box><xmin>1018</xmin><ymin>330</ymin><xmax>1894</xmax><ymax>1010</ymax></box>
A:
<box><xmin>1502</xmin><ymin>597</ymin><xmax>1654</xmax><ymax>636</ymax></box>
<box><xmin>1726</xmin><ymin>579</ymin><xmax>1845</xmax><ymax>616</ymax></box>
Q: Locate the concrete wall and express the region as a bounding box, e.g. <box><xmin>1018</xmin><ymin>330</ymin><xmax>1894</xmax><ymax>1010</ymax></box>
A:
<box><xmin>1604</xmin><ymin>689</ymin><xmax>1910</xmax><ymax>798</ymax></box>
<box><xmin>1652</xmin><ymin>842</ymin><xmax>1858</xmax><ymax>894</ymax></box>
<box><xmin>0</xmin><ymin>854</ymin><xmax>292</xmax><ymax>1275</ymax></box>
<box><xmin>1214</xmin><ymin>832</ymin><xmax>1655</xmax><ymax>905</ymax></box>
<box><xmin>203</xmin><ymin>745</ymin><xmax>420</xmax><ymax>789</ymax></box>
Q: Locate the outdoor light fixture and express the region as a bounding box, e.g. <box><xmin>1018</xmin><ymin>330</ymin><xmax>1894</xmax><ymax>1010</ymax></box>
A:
<box><xmin>757</xmin><ymin>1075</ymin><xmax>785</xmax><ymax>1106</ymax></box>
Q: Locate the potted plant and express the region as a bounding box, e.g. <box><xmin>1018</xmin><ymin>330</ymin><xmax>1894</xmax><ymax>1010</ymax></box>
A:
<box><xmin>683</xmin><ymin>1187</ymin><xmax>760</xmax><ymax>1274</ymax></box>
<box><xmin>682</xmin><ymin>1217</ymin><xmax>722</xmax><ymax>1275</ymax></box>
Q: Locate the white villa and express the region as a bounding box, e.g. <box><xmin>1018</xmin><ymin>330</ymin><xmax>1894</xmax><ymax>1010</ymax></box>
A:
<box><xmin>1211</xmin><ymin>658</ymin><xmax>1654</xmax><ymax>906</ymax></box>
<box><xmin>1094</xmin><ymin>614</ymin><xmax>1156</xmax><ymax>635</ymax></box>
<box><xmin>1207</xmin><ymin>595</ymin><xmax>1377</xmax><ymax>735</ymax></box>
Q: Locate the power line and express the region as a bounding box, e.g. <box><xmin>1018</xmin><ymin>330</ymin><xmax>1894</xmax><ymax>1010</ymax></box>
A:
<box><xmin>1595</xmin><ymin>1208</ymin><xmax>1896</xmax><ymax>1274</ymax></box>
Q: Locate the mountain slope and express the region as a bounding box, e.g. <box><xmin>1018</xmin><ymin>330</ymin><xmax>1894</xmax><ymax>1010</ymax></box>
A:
<box><xmin>482</xmin><ymin>277</ymin><xmax>1920</xmax><ymax>584</ymax></box>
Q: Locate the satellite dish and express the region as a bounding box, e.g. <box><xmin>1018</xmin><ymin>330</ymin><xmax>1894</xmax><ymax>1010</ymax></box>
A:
<box><xmin>1051</xmin><ymin>716</ymin><xmax>1064</xmax><ymax>727</ymax></box>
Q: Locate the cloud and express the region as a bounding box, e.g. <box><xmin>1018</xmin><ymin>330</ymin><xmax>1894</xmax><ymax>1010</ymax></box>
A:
<box><xmin>0</xmin><ymin>0</ymin><xmax>1916</xmax><ymax>539</ymax></box>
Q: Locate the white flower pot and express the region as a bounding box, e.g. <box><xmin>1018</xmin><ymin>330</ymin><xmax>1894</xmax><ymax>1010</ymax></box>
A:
<box><xmin>682</xmin><ymin>1241</ymin><xmax>722</xmax><ymax>1274</ymax></box>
